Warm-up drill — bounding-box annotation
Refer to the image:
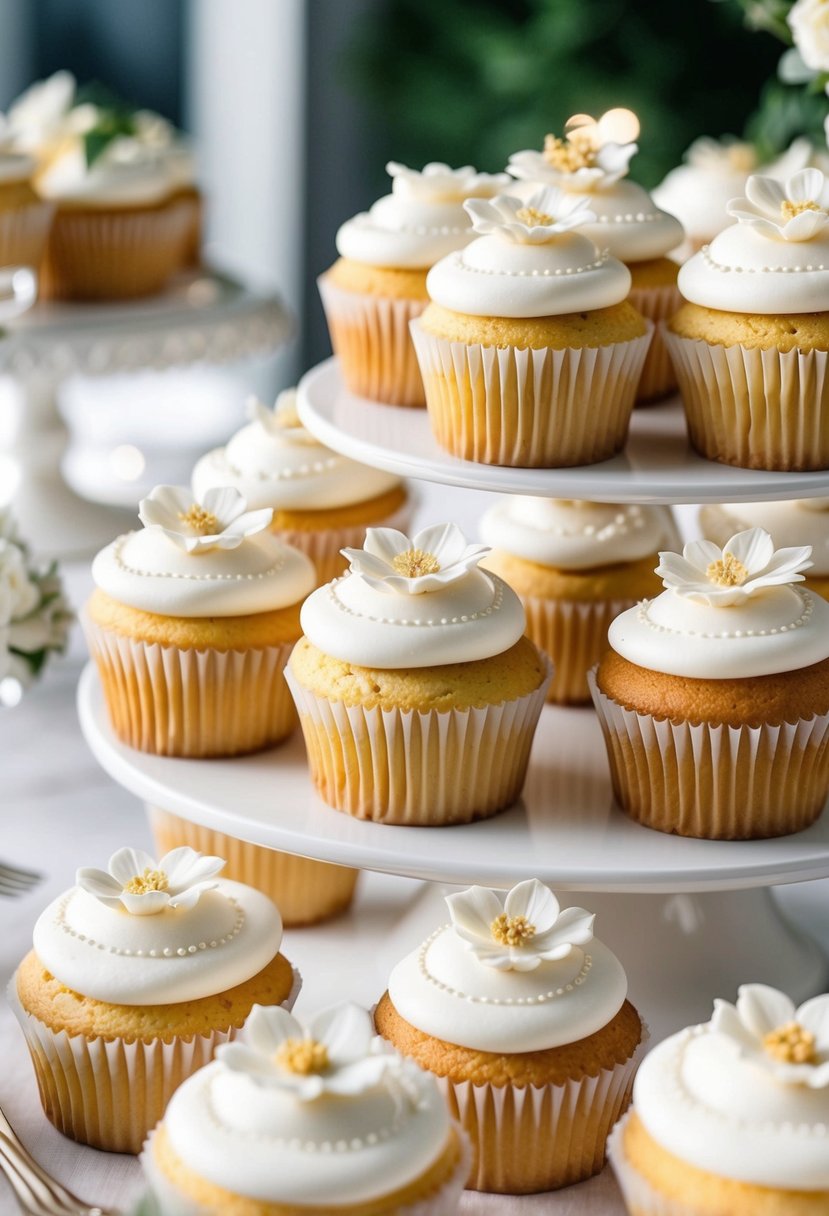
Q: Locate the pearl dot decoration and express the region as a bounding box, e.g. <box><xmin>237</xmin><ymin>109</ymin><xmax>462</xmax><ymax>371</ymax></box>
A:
<box><xmin>326</xmin><ymin>574</ymin><xmax>505</xmax><ymax>628</ymax></box>
<box><xmin>637</xmin><ymin>587</ymin><xmax>814</xmax><ymax>641</ymax></box>
<box><xmin>702</xmin><ymin>247</ymin><xmax>828</xmax><ymax>275</ymax></box>
<box><xmin>113</xmin><ymin>534</ymin><xmax>287</xmax><ymax>583</ymax></box>
<box><xmin>55</xmin><ymin>891</ymin><xmax>246</xmax><ymax>958</ymax></box>
<box><xmin>453</xmin><ymin>250</ymin><xmax>610</xmax><ymax>278</ymax></box>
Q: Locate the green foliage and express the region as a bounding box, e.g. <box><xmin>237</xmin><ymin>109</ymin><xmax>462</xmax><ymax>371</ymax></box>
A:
<box><xmin>75</xmin><ymin>80</ymin><xmax>139</xmax><ymax>167</ymax></box>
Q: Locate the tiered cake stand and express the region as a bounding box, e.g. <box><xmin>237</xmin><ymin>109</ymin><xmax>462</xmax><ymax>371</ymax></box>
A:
<box><xmin>77</xmin><ymin>357</ymin><xmax>829</xmax><ymax>1042</ymax></box>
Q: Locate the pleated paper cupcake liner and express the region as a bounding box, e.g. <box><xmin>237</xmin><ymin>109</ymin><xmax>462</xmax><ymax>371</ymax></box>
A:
<box><xmin>665</xmin><ymin>329</ymin><xmax>829</xmax><ymax>471</ymax></box>
<box><xmin>41</xmin><ymin>199</ymin><xmax>191</xmax><ymax>300</ymax></box>
<box><xmin>628</xmin><ymin>283</ymin><xmax>682</xmax><ymax>404</ymax></box>
<box><xmin>441</xmin><ymin>1015</ymin><xmax>648</xmax><ymax>1194</ymax></box>
<box><xmin>284</xmin><ymin>656</ymin><xmax>551</xmax><ymax>825</ymax></box>
<box><xmin>608</xmin><ymin>1115</ymin><xmax>704</xmax><ymax>1216</ymax></box>
<box><xmin>83</xmin><ymin>613</ymin><xmax>298</xmax><ymax>758</ymax></box>
<box><xmin>148</xmin><ymin>806</ymin><xmax>359</xmax><ymax>927</ymax></box>
<box><xmin>589</xmin><ymin>669</ymin><xmax>829</xmax><ymax>839</ymax></box>
<box><xmin>273</xmin><ymin>494</ymin><xmax>414</xmax><ymax>588</ymax></box>
<box><xmin>318</xmin><ymin>272</ymin><xmax>427</xmax><ymax>406</ymax></box>
<box><xmin>0</xmin><ymin>199</ymin><xmax>54</xmax><ymax>270</ymax></box>
<box><xmin>410</xmin><ymin>319</ymin><xmax>652</xmax><ymax>467</ymax></box>
<box><xmin>7</xmin><ymin>969</ymin><xmax>301</xmax><ymax>1156</ymax></box>
<box><xmin>522</xmin><ymin>594</ymin><xmax>638</xmax><ymax>705</ymax></box>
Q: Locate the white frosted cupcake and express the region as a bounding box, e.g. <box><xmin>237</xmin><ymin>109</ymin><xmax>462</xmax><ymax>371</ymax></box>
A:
<box><xmin>192</xmin><ymin>390</ymin><xmax>411</xmax><ymax>586</ymax></box>
<box><xmin>481</xmin><ymin>499</ymin><xmax>674</xmax><ymax>703</ymax></box>
<box><xmin>320</xmin><ymin>161</ymin><xmax>510</xmax><ymax>406</ymax></box>
<box><xmin>143</xmin><ymin>1002</ymin><xmax>470</xmax><ymax>1215</ymax></box>
<box><xmin>0</xmin><ymin>150</ymin><xmax>53</xmax><ymax>270</ymax></box>
<box><xmin>610</xmin><ymin>983</ymin><xmax>829</xmax><ymax>1215</ymax></box>
<box><xmin>700</xmin><ymin>498</ymin><xmax>829</xmax><ymax>600</ymax></box>
<box><xmin>9</xmin><ymin>845</ymin><xmax>299</xmax><ymax>1154</ymax></box>
<box><xmin>376</xmin><ymin>880</ymin><xmax>647</xmax><ymax>1194</ymax></box>
<box><xmin>508</xmin><ymin>110</ymin><xmax>683</xmax><ymax>402</ymax></box>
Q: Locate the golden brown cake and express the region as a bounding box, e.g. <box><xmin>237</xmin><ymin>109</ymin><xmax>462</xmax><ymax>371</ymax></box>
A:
<box><xmin>0</xmin><ymin>154</ymin><xmax>54</xmax><ymax>270</ymax></box>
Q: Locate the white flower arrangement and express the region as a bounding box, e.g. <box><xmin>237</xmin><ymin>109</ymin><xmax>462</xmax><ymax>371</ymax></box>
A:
<box><xmin>656</xmin><ymin>527</ymin><xmax>812</xmax><ymax>607</ymax></box>
<box><xmin>789</xmin><ymin>0</ymin><xmax>829</xmax><ymax>74</ymax></box>
<box><xmin>386</xmin><ymin>160</ymin><xmax>511</xmax><ymax>202</ymax></box>
<box><xmin>684</xmin><ymin>135</ymin><xmax>759</xmax><ymax>174</ymax></box>
<box><xmin>218</xmin><ymin>1003</ymin><xmax>393</xmax><ymax>1101</ymax></box>
<box><xmin>76</xmin><ymin>845</ymin><xmax>224</xmax><ymax>917</ymax></box>
<box><xmin>464</xmin><ymin>187</ymin><xmax>596</xmax><ymax>245</ymax></box>
<box><xmin>446</xmin><ymin>879</ymin><xmax>594</xmax><ymax>973</ymax></box>
<box><xmin>508</xmin><ymin>110</ymin><xmax>639</xmax><ymax>193</ymax></box>
<box><xmin>342</xmin><ymin>523</ymin><xmax>488</xmax><ymax>595</ymax></box>
<box><xmin>712</xmin><ymin>983</ymin><xmax>829</xmax><ymax>1088</ymax></box>
<box><xmin>3</xmin><ymin>70</ymin><xmax>76</xmax><ymax>152</ymax></box>
<box><xmin>246</xmin><ymin>389</ymin><xmax>315</xmax><ymax>446</ymax></box>
<box><xmin>728</xmin><ymin>168</ymin><xmax>829</xmax><ymax>242</ymax></box>
<box><xmin>138</xmin><ymin>485</ymin><xmax>273</xmax><ymax>554</ymax></box>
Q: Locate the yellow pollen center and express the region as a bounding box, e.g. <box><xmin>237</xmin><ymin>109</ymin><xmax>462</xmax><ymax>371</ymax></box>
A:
<box><xmin>491</xmin><ymin>913</ymin><xmax>537</xmax><ymax>947</ymax></box>
<box><xmin>763</xmin><ymin>1022</ymin><xmax>817</xmax><ymax>1065</ymax></box>
<box><xmin>543</xmin><ymin>132</ymin><xmax>597</xmax><ymax>172</ymax></box>
<box><xmin>124</xmin><ymin>868</ymin><xmax>169</xmax><ymax>895</ymax></box>
<box><xmin>275</xmin><ymin>406</ymin><xmax>302</xmax><ymax>429</ymax></box>
<box><xmin>178</xmin><ymin>505</ymin><xmax>218</xmax><ymax>535</ymax></box>
<box><xmin>391</xmin><ymin>548</ymin><xmax>441</xmax><ymax>578</ymax></box>
<box><xmin>516</xmin><ymin>205</ymin><xmax>555</xmax><ymax>227</ymax></box>
<box><xmin>706</xmin><ymin>551</ymin><xmax>748</xmax><ymax>587</ymax></box>
<box><xmin>781</xmin><ymin>198</ymin><xmax>823</xmax><ymax>221</ymax></box>
<box><xmin>274</xmin><ymin>1037</ymin><xmax>330</xmax><ymax>1076</ymax></box>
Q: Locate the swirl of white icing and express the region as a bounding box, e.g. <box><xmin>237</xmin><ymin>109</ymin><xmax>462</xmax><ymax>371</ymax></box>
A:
<box><xmin>92</xmin><ymin>528</ymin><xmax>315</xmax><ymax>617</ymax></box>
<box><xmin>388</xmin><ymin>923</ymin><xmax>626</xmax><ymax>1053</ymax></box>
<box><xmin>480</xmin><ymin>499</ymin><xmax>670</xmax><ymax>571</ymax></box>
<box><xmin>299</xmin><ymin>567</ymin><xmax>525</xmax><ymax>668</ymax></box>
<box><xmin>32</xmin><ymin>880</ymin><xmax>283</xmax><ymax>1005</ymax></box>
<box><xmin>37</xmin><ymin>143</ymin><xmax>174</xmax><ymax>206</ymax></box>
<box><xmin>633</xmin><ymin>1026</ymin><xmax>829</xmax><ymax>1190</ymax></box>
<box><xmin>159</xmin><ymin>1052</ymin><xmax>451</xmax><ymax>1206</ymax></box>
<box><xmin>700</xmin><ymin>502</ymin><xmax>829</xmax><ymax>577</ymax></box>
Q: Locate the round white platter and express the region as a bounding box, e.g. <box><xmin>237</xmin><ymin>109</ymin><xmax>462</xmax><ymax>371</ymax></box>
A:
<box><xmin>297</xmin><ymin>358</ymin><xmax>829</xmax><ymax>505</ymax></box>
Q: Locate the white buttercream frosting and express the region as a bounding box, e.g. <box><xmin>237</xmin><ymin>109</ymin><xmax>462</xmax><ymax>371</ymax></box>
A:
<box><xmin>160</xmin><ymin>1004</ymin><xmax>453</xmax><ymax>1205</ymax></box>
<box><xmin>633</xmin><ymin>985</ymin><xmax>829</xmax><ymax>1190</ymax></box>
<box><xmin>700</xmin><ymin>500</ymin><xmax>829</xmax><ymax>577</ymax></box>
<box><xmin>37</xmin><ymin>141</ymin><xmax>174</xmax><ymax>206</ymax></box>
<box><xmin>192</xmin><ymin>391</ymin><xmax>401</xmax><ymax>512</ymax></box>
<box><xmin>336</xmin><ymin>160</ymin><xmax>511</xmax><ymax>269</ymax></box>
<box><xmin>388</xmin><ymin>881</ymin><xmax>627</xmax><ymax>1053</ymax></box>
<box><xmin>299</xmin><ymin>523</ymin><xmax>525</xmax><ymax>668</ymax></box>
<box><xmin>480</xmin><ymin>499</ymin><xmax>670</xmax><ymax>571</ymax></box>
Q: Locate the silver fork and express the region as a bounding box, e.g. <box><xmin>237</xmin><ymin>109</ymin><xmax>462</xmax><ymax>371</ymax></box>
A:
<box><xmin>0</xmin><ymin>864</ymin><xmax>41</xmax><ymax>898</ymax></box>
<box><xmin>0</xmin><ymin>1106</ymin><xmax>115</xmax><ymax>1216</ymax></box>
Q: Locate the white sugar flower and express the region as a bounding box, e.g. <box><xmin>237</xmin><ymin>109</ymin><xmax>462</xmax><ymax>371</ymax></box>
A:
<box><xmin>343</xmin><ymin>523</ymin><xmax>488</xmax><ymax>595</ymax></box>
<box><xmin>0</xmin><ymin>540</ymin><xmax>39</xmax><ymax>626</ymax></box>
<box><xmin>5</xmin><ymin>70</ymin><xmax>76</xmax><ymax>152</ymax></box>
<box><xmin>656</xmin><ymin>527</ymin><xmax>812</xmax><ymax>606</ymax></box>
<box><xmin>218</xmin><ymin>1003</ymin><xmax>391</xmax><ymax>1101</ymax></box>
<box><xmin>446</xmin><ymin>880</ymin><xmax>594</xmax><ymax>973</ymax></box>
<box><xmin>138</xmin><ymin>484</ymin><xmax>273</xmax><ymax>554</ymax></box>
<box><xmin>684</xmin><ymin>135</ymin><xmax>758</xmax><ymax>174</ymax></box>
<box><xmin>246</xmin><ymin>389</ymin><xmax>315</xmax><ymax>446</ymax></box>
<box><xmin>712</xmin><ymin>983</ymin><xmax>829</xmax><ymax>1088</ymax></box>
<box><xmin>465</xmin><ymin>188</ymin><xmax>596</xmax><ymax>245</ymax></box>
<box><xmin>76</xmin><ymin>846</ymin><xmax>224</xmax><ymax>916</ymax></box>
<box><xmin>789</xmin><ymin>0</ymin><xmax>829</xmax><ymax>73</ymax></box>
<box><xmin>728</xmin><ymin>168</ymin><xmax>829</xmax><ymax>241</ymax></box>
<box><xmin>508</xmin><ymin>111</ymin><xmax>637</xmax><ymax>193</ymax></box>
<box><xmin>387</xmin><ymin>160</ymin><xmax>511</xmax><ymax>202</ymax></box>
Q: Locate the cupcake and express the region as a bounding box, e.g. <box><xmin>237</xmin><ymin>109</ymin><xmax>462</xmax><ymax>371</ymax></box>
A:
<box><xmin>9</xmin><ymin>844</ymin><xmax>300</xmax><ymax>1154</ymax></box>
<box><xmin>192</xmin><ymin>389</ymin><xmax>411</xmax><ymax>586</ymax></box>
<box><xmin>143</xmin><ymin>1002</ymin><xmax>470</xmax><ymax>1215</ymax></box>
<box><xmin>411</xmin><ymin>187</ymin><xmax>651</xmax><ymax>468</ymax></box>
<box><xmin>84</xmin><ymin>484</ymin><xmax>315</xmax><ymax>757</ymax></box>
<box><xmin>285</xmin><ymin>522</ymin><xmax>550</xmax><ymax>825</ymax></box>
<box><xmin>591</xmin><ymin>526</ymin><xmax>829</xmax><ymax>839</ymax></box>
<box><xmin>0</xmin><ymin>149</ymin><xmax>53</xmax><ymax>272</ymax></box>
<box><xmin>508</xmin><ymin>110</ymin><xmax>684</xmax><ymax>402</ymax></box>
<box><xmin>666</xmin><ymin>167</ymin><xmax>829</xmax><ymax>471</ymax></box>
<box><xmin>701</xmin><ymin>498</ymin><xmax>829</xmax><ymax>599</ymax></box>
<box><xmin>480</xmin><ymin>498</ymin><xmax>673</xmax><ymax>704</ymax></box>
<box><xmin>610</xmin><ymin>983</ymin><xmax>829</xmax><ymax>1215</ymax></box>
<box><xmin>375</xmin><ymin>879</ymin><xmax>647</xmax><ymax>1194</ymax></box>
<box><xmin>319</xmin><ymin>160</ymin><xmax>510</xmax><ymax>406</ymax></box>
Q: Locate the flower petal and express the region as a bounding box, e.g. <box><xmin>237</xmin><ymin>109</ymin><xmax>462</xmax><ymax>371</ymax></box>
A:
<box><xmin>138</xmin><ymin>486</ymin><xmax>191</xmax><ymax>531</ymax></box>
<box><xmin>75</xmin><ymin>867</ymin><xmax>123</xmax><ymax>899</ymax></box>
<box><xmin>362</xmin><ymin>527</ymin><xmax>411</xmax><ymax>565</ymax></box>
<box><xmin>711</xmin><ymin>998</ymin><xmax>761</xmax><ymax>1050</ymax></box>
<box><xmin>244</xmin><ymin>1003</ymin><xmax>303</xmax><ymax>1055</ymax></box>
<box><xmin>744</xmin><ymin>175</ymin><xmax>786</xmax><ymax>217</ymax></box>
<box><xmin>533</xmin><ymin>906</ymin><xmax>595</xmax><ymax>959</ymax></box>
<box><xmin>783</xmin><ymin>209</ymin><xmax>829</xmax><ymax>242</ymax></box>
<box><xmin>217</xmin><ymin>1041</ymin><xmax>281</xmax><ymax>1083</ymax></box>
<box><xmin>504</xmin><ymin>879</ymin><xmax>559</xmax><ymax>931</ymax></box>
<box><xmin>724</xmin><ymin>528</ymin><xmax>774</xmax><ymax>573</ymax></box>
<box><xmin>108</xmin><ymin>847</ymin><xmax>157</xmax><ymax>886</ymax></box>
<box><xmin>413</xmin><ymin>522</ymin><xmax>466</xmax><ymax>565</ymax></box>
<box><xmin>446</xmin><ymin>885</ymin><xmax>504</xmax><ymax>943</ymax></box>
<box><xmin>119</xmin><ymin>890</ymin><xmax>170</xmax><ymax>916</ymax></box>
<box><xmin>168</xmin><ymin>880</ymin><xmax>219</xmax><ymax>910</ymax></box>
<box><xmin>736</xmin><ymin>984</ymin><xmax>797</xmax><ymax>1038</ymax></box>
<box><xmin>341</xmin><ymin>549</ymin><xmax>395</xmax><ymax>580</ymax></box>
<box><xmin>161</xmin><ymin>847</ymin><xmax>225</xmax><ymax>892</ymax></box>
<box><xmin>797</xmin><ymin>994</ymin><xmax>829</xmax><ymax>1047</ymax></box>
<box><xmin>313</xmin><ymin>1003</ymin><xmax>373</xmax><ymax>1067</ymax></box>
<box><xmin>787</xmin><ymin>167</ymin><xmax>825</xmax><ymax>205</ymax></box>
<box><xmin>202</xmin><ymin>485</ymin><xmax>248</xmax><ymax>525</ymax></box>
<box><xmin>323</xmin><ymin>1056</ymin><xmax>389</xmax><ymax>1095</ymax></box>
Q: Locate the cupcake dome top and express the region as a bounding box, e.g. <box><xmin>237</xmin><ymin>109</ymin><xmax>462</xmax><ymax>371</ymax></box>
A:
<box><xmin>32</xmin><ymin>846</ymin><xmax>284</xmax><ymax>1004</ymax></box>
<box><xmin>335</xmin><ymin>159</ymin><xmax>511</xmax><ymax>269</ymax></box>
<box><xmin>388</xmin><ymin>880</ymin><xmax>627</xmax><ymax>1053</ymax></box>
<box><xmin>92</xmin><ymin>483</ymin><xmax>315</xmax><ymax>617</ymax></box>
<box><xmin>633</xmin><ymin>983</ymin><xmax>829</xmax><ymax>1190</ymax></box>
<box><xmin>608</xmin><ymin>526</ymin><xmax>829</xmax><ymax>679</ymax></box>
<box><xmin>192</xmin><ymin>390</ymin><xmax>401</xmax><ymax>512</ymax></box>
<box><xmin>701</xmin><ymin>499</ymin><xmax>829</xmax><ymax>577</ymax></box>
<box><xmin>679</xmin><ymin>168</ymin><xmax>829</xmax><ymax>314</ymax></box>
<box><xmin>156</xmin><ymin>1003</ymin><xmax>455</xmax><ymax>1206</ymax></box>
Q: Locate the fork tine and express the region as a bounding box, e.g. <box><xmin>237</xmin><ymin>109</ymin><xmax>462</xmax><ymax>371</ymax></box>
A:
<box><xmin>0</xmin><ymin>1135</ymin><xmax>77</xmax><ymax>1214</ymax></box>
<box><xmin>0</xmin><ymin>866</ymin><xmax>41</xmax><ymax>886</ymax></box>
<box><xmin>0</xmin><ymin>862</ymin><xmax>41</xmax><ymax>881</ymax></box>
<box><xmin>0</xmin><ymin>874</ymin><xmax>39</xmax><ymax>892</ymax></box>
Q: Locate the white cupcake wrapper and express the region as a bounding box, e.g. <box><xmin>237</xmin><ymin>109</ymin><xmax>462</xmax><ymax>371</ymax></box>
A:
<box><xmin>522</xmin><ymin>595</ymin><xmax>638</xmax><ymax>705</ymax></box>
<box><xmin>274</xmin><ymin>493</ymin><xmax>414</xmax><ymax>588</ymax></box>
<box><xmin>139</xmin><ymin>1120</ymin><xmax>471</xmax><ymax>1215</ymax></box>
<box><xmin>665</xmin><ymin>329</ymin><xmax>829</xmax><ymax>471</ymax></box>
<box><xmin>608</xmin><ymin>1114</ymin><xmax>702</xmax><ymax>1216</ymax></box>
<box><xmin>7</xmin><ymin>969</ymin><xmax>301</xmax><ymax>1156</ymax></box>
<box><xmin>285</xmin><ymin>656</ymin><xmax>551</xmax><ymax>825</ymax></box>
<box><xmin>589</xmin><ymin>668</ymin><xmax>829</xmax><ymax>839</ymax></box>
<box><xmin>628</xmin><ymin>284</ymin><xmax>682</xmax><ymax>403</ymax></box>
<box><xmin>83</xmin><ymin>612</ymin><xmax>298</xmax><ymax>757</ymax></box>
<box><xmin>410</xmin><ymin>317</ymin><xmax>652</xmax><ymax>468</ymax></box>
<box><xmin>0</xmin><ymin>198</ymin><xmax>54</xmax><ymax>268</ymax></box>
<box><xmin>318</xmin><ymin>272</ymin><xmax>428</xmax><ymax>406</ymax></box>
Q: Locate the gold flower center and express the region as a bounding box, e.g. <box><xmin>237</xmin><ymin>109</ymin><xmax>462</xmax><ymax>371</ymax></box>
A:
<box><xmin>763</xmin><ymin>1021</ymin><xmax>817</xmax><ymax>1065</ymax></box>
<box><xmin>543</xmin><ymin>132</ymin><xmax>596</xmax><ymax>172</ymax></box>
<box><xmin>706</xmin><ymin>551</ymin><xmax>748</xmax><ymax>587</ymax></box>
<box><xmin>274</xmin><ymin>1037</ymin><xmax>330</xmax><ymax>1075</ymax></box>
<box><xmin>727</xmin><ymin>146</ymin><xmax>757</xmax><ymax>174</ymax></box>
<box><xmin>516</xmin><ymin>205</ymin><xmax>555</xmax><ymax>227</ymax></box>
<box><xmin>391</xmin><ymin>548</ymin><xmax>441</xmax><ymax>578</ymax></box>
<box><xmin>178</xmin><ymin>505</ymin><xmax>218</xmax><ymax>535</ymax></box>
<box><xmin>124</xmin><ymin>868</ymin><xmax>169</xmax><ymax>895</ymax></box>
<box><xmin>781</xmin><ymin>199</ymin><xmax>823</xmax><ymax>221</ymax></box>
<box><xmin>275</xmin><ymin>404</ymin><xmax>302</xmax><ymax>429</ymax></box>
<box><xmin>491</xmin><ymin>913</ymin><xmax>536</xmax><ymax>947</ymax></box>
